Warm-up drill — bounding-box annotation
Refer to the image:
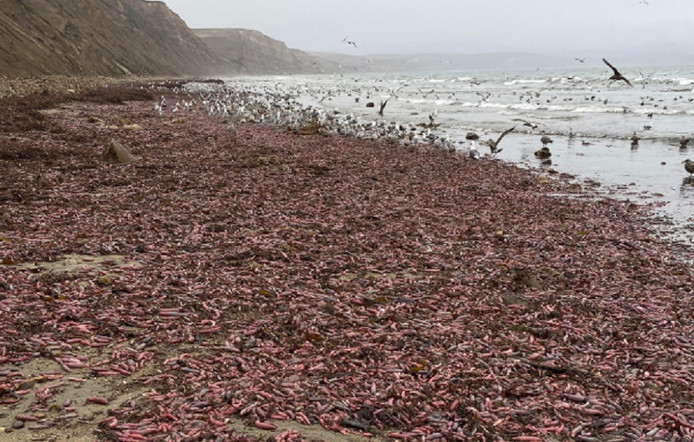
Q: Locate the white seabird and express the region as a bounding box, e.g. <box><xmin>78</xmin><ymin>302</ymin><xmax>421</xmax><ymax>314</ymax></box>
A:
<box><xmin>468</xmin><ymin>141</ymin><xmax>480</xmax><ymax>160</ymax></box>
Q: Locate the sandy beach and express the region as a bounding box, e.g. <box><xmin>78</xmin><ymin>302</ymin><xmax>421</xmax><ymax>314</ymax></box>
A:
<box><xmin>1</xmin><ymin>79</ymin><xmax>694</xmax><ymax>441</ymax></box>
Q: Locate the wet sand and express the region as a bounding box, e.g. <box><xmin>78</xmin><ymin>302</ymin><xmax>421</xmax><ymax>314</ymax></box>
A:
<box><xmin>496</xmin><ymin>133</ymin><xmax>694</xmax><ymax>234</ymax></box>
<box><xmin>1</xmin><ymin>80</ymin><xmax>694</xmax><ymax>441</ymax></box>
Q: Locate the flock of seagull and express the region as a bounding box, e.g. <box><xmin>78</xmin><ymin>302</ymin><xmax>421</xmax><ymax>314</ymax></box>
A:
<box><xmin>149</xmin><ymin>57</ymin><xmax>694</xmax><ymax>177</ymax></box>
<box><xmin>153</xmin><ymin>83</ymin><xmax>459</xmax><ymax>151</ymax></box>
<box><xmin>463</xmin><ymin>58</ymin><xmax>694</xmax><ymax>176</ymax></box>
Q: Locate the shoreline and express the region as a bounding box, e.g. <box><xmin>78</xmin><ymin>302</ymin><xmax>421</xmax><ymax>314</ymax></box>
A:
<box><xmin>227</xmin><ymin>70</ymin><xmax>694</xmax><ymax>231</ymax></box>
<box><xmin>1</xmin><ymin>79</ymin><xmax>694</xmax><ymax>441</ymax></box>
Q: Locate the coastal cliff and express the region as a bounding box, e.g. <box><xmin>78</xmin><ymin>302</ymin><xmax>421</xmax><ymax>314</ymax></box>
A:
<box><xmin>193</xmin><ymin>28</ymin><xmax>339</xmax><ymax>75</ymax></box>
<box><xmin>0</xmin><ymin>0</ymin><xmax>225</xmax><ymax>77</ymax></box>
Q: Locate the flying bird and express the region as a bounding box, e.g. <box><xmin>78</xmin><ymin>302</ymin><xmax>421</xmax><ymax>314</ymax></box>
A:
<box><xmin>475</xmin><ymin>91</ymin><xmax>491</xmax><ymax>102</ymax></box>
<box><xmin>575</xmin><ymin>57</ymin><xmax>586</xmax><ymax>63</ymax></box>
<box><xmin>341</xmin><ymin>36</ymin><xmax>357</xmax><ymax>48</ymax></box>
<box><xmin>482</xmin><ymin>126</ymin><xmax>515</xmax><ymax>155</ymax></box>
<box><xmin>513</xmin><ymin>118</ymin><xmax>539</xmax><ymax>129</ymax></box>
<box><xmin>378</xmin><ymin>100</ymin><xmax>388</xmax><ymax>116</ymax></box>
<box><xmin>602</xmin><ymin>58</ymin><xmax>632</xmax><ymax>87</ymax></box>
<box><xmin>428</xmin><ymin>109</ymin><xmax>438</xmax><ymax>127</ymax></box>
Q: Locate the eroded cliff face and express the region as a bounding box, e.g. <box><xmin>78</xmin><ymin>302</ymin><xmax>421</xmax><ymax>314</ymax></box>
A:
<box><xmin>0</xmin><ymin>0</ymin><xmax>226</xmax><ymax>77</ymax></box>
<box><xmin>194</xmin><ymin>28</ymin><xmax>339</xmax><ymax>75</ymax></box>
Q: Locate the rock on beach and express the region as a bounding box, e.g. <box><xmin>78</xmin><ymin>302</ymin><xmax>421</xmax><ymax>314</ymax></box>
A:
<box><xmin>102</xmin><ymin>138</ymin><xmax>136</xmax><ymax>163</ymax></box>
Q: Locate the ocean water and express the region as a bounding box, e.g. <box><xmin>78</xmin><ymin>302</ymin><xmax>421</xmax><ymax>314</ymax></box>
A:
<box><xmin>217</xmin><ymin>65</ymin><xmax>694</xmax><ymax>243</ymax></box>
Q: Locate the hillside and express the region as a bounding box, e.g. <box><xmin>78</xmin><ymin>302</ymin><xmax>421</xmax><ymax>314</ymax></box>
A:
<box><xmin>0</xmin><ymin>0</ymin><xmax>225</xmax><ymax>77</ymax></box>
<box><xmin>194</xmin><ymin>28</ymin><xmax>339</xmax><ymax>75</ymax></box>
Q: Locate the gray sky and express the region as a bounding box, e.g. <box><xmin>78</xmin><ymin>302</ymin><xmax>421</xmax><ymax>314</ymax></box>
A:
<box><xmin>162</xmin><ymin>0</ymin><xmax>694</xmax><ymax>63</ymax></box>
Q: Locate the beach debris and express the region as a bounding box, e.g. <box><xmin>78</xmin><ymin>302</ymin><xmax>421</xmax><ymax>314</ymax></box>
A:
<box><xmin>253</xmin><ymin>420</ymin><xmax>277</xmax><ymax>430</ymax></box>
<box><xmin>122</xmin><ymin>123</ymin><xmax>142</xmax><ymax>131</ymax></box>
<box><xmin>2</xmin><ymin>81</ymin><xmax>694</xmax><ymax>442</ymax></box>
<box><xmin>602</xmin><ymin>58</ymin><xmax>633</xmax><ymax>86</ymax></box>
<box><xmin>86</xmin><ymin>396</ymin><xmax>109</xmax><ymax>405</ymax></box>
<box><xmin>102</xmin><ymin>138</ymin><xmax>135</xmax><ymax>163</ymax></box>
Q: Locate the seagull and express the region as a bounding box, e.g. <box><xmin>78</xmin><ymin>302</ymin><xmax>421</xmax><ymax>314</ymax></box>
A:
<box><xmin>575</xmin><ymin>57</ymin><xmax>586</xmax><ymax>63</ymax></box>
<box><xmin>481</xmin><ymin>126</ymin><xmax>515</xmax><ymax>155</ymax></box>
<box><xmin>468</xmin><ymin>141</ymin><xmax>480</xmax><ymax>160</ymax></box>
<box><xmin>513</xmin><ymin>118</ymin><xmax>539</xmax><ymax>129</ymax></box>
<box><xmin>683</xmin><ymin>159</ymin><xmax>694</xmax><ymax>175</ymax></box>
<box><xmin>341</xmin><ymin>36</ymin><xmax>357</xmax><ymax>48</ymax></box>
<box><xmin>540</xmin><ymin>135</ymin><xmax>554</xmax><ymax>146</ymax></box>
<box><xmin>602</xmin><ymin>58</ymin><xmax>632</xmax><ymax>87</ymax></box>
<box><xmin>428</xmin><ymin>109</ymin><xmax>438</xmax><ymax>127</ymax></box>
<box><xmin>631</xmin><ymin>132</ymin><xmax>640</xmax><ymax>147</ymax></box>
<box><xmin>475</xmin><ymin>91</ymin><xmax>491</xmax><ymax>102</ymax></box>
<box><xmin>378</xmin><ymin>100</ymin><xmax>388</xmax><ymax>116</ymax></box>
<box><xmin>680</xmin><ymin>136</ymin><xmax>690</xmax><ymax>149</ymax></box>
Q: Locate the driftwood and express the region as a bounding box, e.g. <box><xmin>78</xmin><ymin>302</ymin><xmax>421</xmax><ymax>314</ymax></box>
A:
<box><xmin>102</xmin><ymin>138</ymin><xmax>135</xmax><ymax>163</ymax></box>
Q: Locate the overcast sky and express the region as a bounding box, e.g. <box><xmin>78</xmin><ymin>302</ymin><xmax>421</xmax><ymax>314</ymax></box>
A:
<box><xmin>162</xmin><ymin>0</ymin><xmax>694</xmax><ymax>63</ymax></box>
